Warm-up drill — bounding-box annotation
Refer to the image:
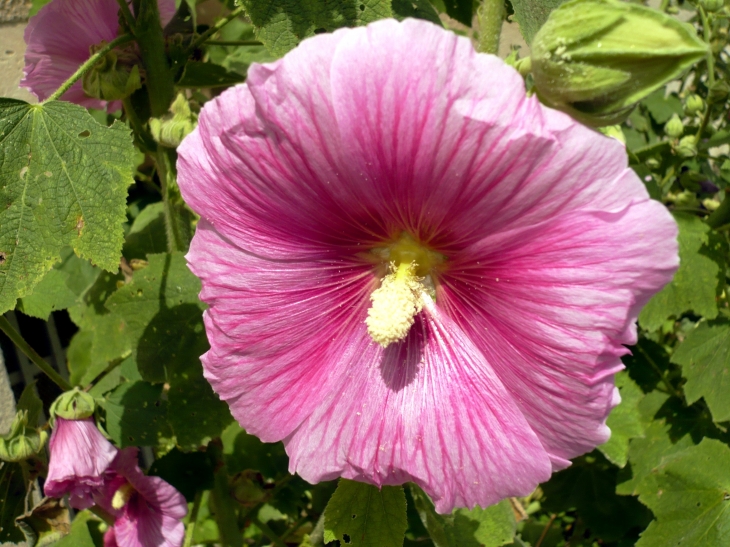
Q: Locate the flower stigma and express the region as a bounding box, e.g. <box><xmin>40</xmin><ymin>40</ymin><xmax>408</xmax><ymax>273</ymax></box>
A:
<box><xmin>366</xmin><ymin>234</ymin><xmax>442</xmax><ymax>348</ymax></box>
<box><xmin>111</xmin><ymin>482</ymin><xmax>135</xmax><ymax>510</ymax></box>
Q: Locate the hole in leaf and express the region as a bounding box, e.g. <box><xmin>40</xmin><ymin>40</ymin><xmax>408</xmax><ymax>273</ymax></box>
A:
<box><xmin>343</xmin><ymin>534</ymin><xmax>351</xmax><ymax>543</ymax></box>
<box><xmin>359</xmin><ymin>3</ymin><xmax>365</xmax><ymax>10</ymax></box>
<box><xmin>351</xmin><ymin>514</ymin><xmax>356</xmax><ymax>519</ymax></box>
<box><xmin>0</xmin><ymin>252</ymin><xmax>5</xmax><ymax>264</ymax></box>
<box><xmin>78</xmin><ymin>130</ymin><xmax>90</xmax><ymax>138</ymax></box>
<box><xmin>314</xmin><ymin>27</ymin><xmax>327</xmax><ymax>34</ymax></box>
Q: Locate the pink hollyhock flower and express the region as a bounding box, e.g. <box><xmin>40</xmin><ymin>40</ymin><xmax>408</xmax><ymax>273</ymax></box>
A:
<box><xmin>96</xmin><ymin>448</ymin><xmax>187</xmax><ymax>547</ymax></box>
<box><xmin>176</xmin><ymin>19</ymin><xmax>679</xmax><ymax>512</ymax></box>
<box><xmin>44</xmin><ymin>417</ymin><xmax>118</xmax><ymax>509</ymax></box>
<box><xmin>21</xmin><ymin>0</ymin><xmax>176</xmax><ymax>110</ymax></box>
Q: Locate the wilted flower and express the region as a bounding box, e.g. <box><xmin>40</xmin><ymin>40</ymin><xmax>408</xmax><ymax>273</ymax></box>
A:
<box><xmin>177</xmin><ymin>19</ymin><xmax>679</xmax><ymax>512</ymax></box>
<box><xmin>96</xmin><ymin>448</ymin><xmax>187</xmax><ymax>547</ymax></box>
<box><xmin>44</xmin><ymin>417</ymin><xmax>118</xmax><ymax>509</ymax></box>
<box><xmin>21</xmin><ymin>0</ymin><xmax>176</xmax><ymax>109</ymax></box>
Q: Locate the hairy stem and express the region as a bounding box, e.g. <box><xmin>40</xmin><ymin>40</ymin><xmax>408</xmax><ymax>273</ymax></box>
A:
<box><xmin>44</xmin><ymin>34</ymin><xmax>133</xmax><ymax>103</ymax></box>
<box><xmin>135</xmin><ymin>0</ymin><xmax>175</xmax><ymax>116</ymax></box>
<box><xmin>183</xmin><ymin>489</ymin><xmax>203</xmax><ymax>547</ymax></box>
<box><xmin>157</xmin><ymin>147</ymin><xmax>192</xmax><ymax>253</ymax></box>
<box><xmin>477</xmin><ymin>0</ymin><xmax>505</xmax><ymax>55</ymax></box>
<box><xmin>0</xmin><ymin>316</ymin><xmax>71</xmax><ymax>391</ymax></box>
<box><xmin>115</xmin><ymin>0</ymin><xmax>136</xmax><ymax>32</ymax></box>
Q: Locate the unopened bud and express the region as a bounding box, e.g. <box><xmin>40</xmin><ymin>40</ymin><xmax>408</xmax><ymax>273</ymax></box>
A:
<box><xmin>684</xmin><ymin>94</ymin><xmax>704</xmax><ymax>115</ymax></box>
<box><xmin>82</xmin><ymin>43</ymin><xmax>142</xmax><ymax>102</ymax></box>
<box><xmin>149</xmin><ymin>93</ymin><xmax>198</xmax><ymax>148</ymax></box>
<box><xmin>708</xmin><ymin>81</ymin><xmax>730</xmax><ymax>104</ymax></box>
<box><xmin>665</xmin><ymin>115</ymin><xmax>684</xmax><ymax>138</ymax></box>
<box><xmin>530</xmin><ymin>0</ymin><xmax>708</xmax><ymax>127</ymax></box>
<box><xmin>0</xmin><ymin>411</ymin><xmax>47</xmax><ymax>462</ymax></box>
<box><xmin>700</xmin><ymin>0</ymin><xmax>724</xmax><ymax>12</ymax></box>
<box><xmin>50</xmin><ymin>388</ymin><xmax>96</xmax><ymax>421</ymax></box>
<box><xmin>676</xmin><ymin>135</ymin><xmax>697</xmax><ymax>158</ymax></box>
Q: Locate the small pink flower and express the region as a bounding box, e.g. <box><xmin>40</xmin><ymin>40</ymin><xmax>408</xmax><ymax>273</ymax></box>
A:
<box><xmin>44</xmin><ymin>417</ymin><xmax>118</xmax><ymax>510</ymax></box>
<box><xmin>96</xmin><ymin>448</ymin><xmax>187</xmax><ymax>547</ymax></box>
<box><xmin>177</xmin><ymin>19</ymin><xmax>679</xmax><ymax>512</ymax></box>
<box><xmin>21</xmin><ymin>0</ymin><xmax>176</xmax><ymax>109</ymax></box>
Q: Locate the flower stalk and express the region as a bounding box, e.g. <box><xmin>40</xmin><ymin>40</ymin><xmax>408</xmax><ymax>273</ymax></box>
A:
<box><xmin>135</xmin><ymin>0</ymin><xmax>175</xmax><ymax>116</ymax></box>
<box><xmin>477</xmin><ymin>0</ymin><xmax>504</xmax><ymax>55</ymax></box>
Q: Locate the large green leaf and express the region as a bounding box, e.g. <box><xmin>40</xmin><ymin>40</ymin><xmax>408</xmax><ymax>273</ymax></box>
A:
<box><xmin>599</xmin><ymin>372</ymin><xmax>645</xmax><ymax>467</ymax></box>
<box><xmin>408</xmin><ymin>484</ymin><xmax>516</xmax><ymax>547</ymax></box>
<box><xmin>240</xmin><ymin>0</ymin><xmax>393</xmax><ymax>56</ymax></box>
<box><xmin>636</xmin><ymin>439</ymin><xmax>730</xmax><ymax>546</ymax></box>
<box><xmin>105</xmin><ymin>253</ymin><xmax>231</xmax><ymax>448</ymax></box>
<box><xmin>324</xmin><ymin>480</ymin><xmax>407</xmax><ymax>547</ymax></box>
<box><xmin>100</xmin><ymin>380</ymin><xmax>171</xmax><ymax>447</ymax></box>
<box><xmin>0</xmin><ymin>99</ymin><xmax>133</xmax><ymax>314</ymax></box>
<box><xmin>639</xmin><ymin>214</ymin><xmax>723</xmax><ymax>331</ymax></box>
<box><xmin>672</xmin><ymin>320</ymin><xmax>730</xmax><ymax>423</ymax></box>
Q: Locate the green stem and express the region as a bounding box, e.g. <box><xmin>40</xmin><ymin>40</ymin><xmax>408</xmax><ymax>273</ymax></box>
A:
<box><xmin>204</xmin><ymin>39</ymin><xmax>263</xmax><ymax>46</ymax></box>
<box><xmin>636</xmin><ymin>344</ymin><xmax>682</xmax><ymax>399</ymax></box>
<box><xmin>476</xmin><ymin>0</ymin><xmax>504</xmax><ymax>55</ymax></box>
<box><xmin>122</xmin><ymin>97</ymin><xmax>157</xmax><ymax>152</ymax></box>
<box><xmin>187</xmin><ymin>6</ymin><xmax>247</xmax><ymax>54</ymax></box>
<box><xmin>156</xmin><ymin>147</ymin><xmax>191</xmax><ymax>253</ymax></box>
<box><xmin>183</xmin><ymin>489</ymin><xmax>203</xmax><ymax>547</ymax></box>
<box><xmin>659</xmin><ymin>0</ymin><xmax>670</xmax><ymax>12</ymax></box>
<box><xmin>136</xmin><ymin>0</ymin><xmax>175</xmax><ymax>116</ymax></box>
<box><xmin>0</xmin><ymin>316</ymin><xmax>71</xmax><ymax>391</ymax></box>
<box><xmin>115</xmin><ymin>0</ymin><xmax>137</xmax><ymax>33</ymax></box>
<box><xmin>44</xmin><ymin>34</ymin><xmax>133</xmax><ymax>103</ymax></box>
<box><xmin>85</xmin><ymin>352</ymin><xmax>131</xmax><ymax>391</ymax></box>
<box><xmin>251</xmin><ymin>516</ymin><xmax>288</xmax><ymax>547</ymax></box>
<box><xmin>707</xmin><ymin>189</ymin><xmax>730</xmax><ymax>228</ymax></box>
<box><xmin>699</xmin><ymin>6</ymin><xmax>715</xmax><ymax>88</ymax></box>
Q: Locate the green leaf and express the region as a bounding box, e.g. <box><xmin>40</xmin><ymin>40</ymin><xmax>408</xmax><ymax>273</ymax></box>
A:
<box><xmin>324</xmin><ymin>480</ymin><xmax>407</xmax><ymax>547</ymax></box>
<box><xmin>636</xmin><ymin>439</ymin><xmax>730</xmax><ymax>547</ymax></box>
<box><xmin>148</xmin><ymin>448</ymin><xmax>215</xmax><ymax>502</ymax></box>
<box><xmin>599</xmin><ymin>372</ymin><xmax>645</xmax><ymax>467</ymax></box>
<box><xmin>391</xmin><ymin>0</ymin><xmax>443</xmax><ymax>25</ymax></box>
<box><xmin>53</xmin><ymin>510</ymin><xmax>96</xmax><ymax>547</ymax></box>
<box><xmin>510</xmin><ymin>0</ymin><xmax>566</xmax><ymax>44</ymax></box>
<box><xmin>15</xmin><ymin>382</ymin><xmax>43</xmax><ymax>429</ymax></box>
<box><xmin>100</xmin><ymin>380</ymin><xmax>170</xmax><ymax>447</ymax></box>
<box><xmin>439</xmin><ymin>0</ymin><xmax>472</xmax><ymax>26</ymax></box>
<box><xmin>221</xmin><ymin>422</ymin><xmax>289</xmax><ymax>479</ymax></box>
<box><xmin>177</xmin><ymin>61</ymin><xmax>245</xmax><ymax>88</ymax></box>
<box><xmin>105</xmin><ymin>253</ymin><xmax>232</xmax><ymax>448</ymax></box>
<box><xmin>0</xmin><ymin>462</ymin><xmax>25</xmax><ymax>542</ymax></box>
<box><xmin>639</xmin><ymin>213</ymin><xmax>723</xmax><ymax>331</ymax></box>
<box><xmin>240</xmin><ymin>0</ymin><xmax>393</xmax><ymax>56</ymax></box>
<box><xmin>0</xmin><ymin>99</ymin><xmax>134</xmax><ymax>314</ymax></box>
<box><xmin>672</xmin><ymin>320</ymin><xmax>730</xmax><ymax>423</ymax></box>
<box><xmin>643</xmin><ymin>89</ymin><xmax>683</xmax><ymax>125</ymax></box>
<box><xmin>17</xmin><ymin>248</ymin><xmax>99</xmax><ymax>320</ymax></box>
<box><xmin>123</xmin><ymin>202</ymin><xmax>167</xmax><ymax>261</ymax></box>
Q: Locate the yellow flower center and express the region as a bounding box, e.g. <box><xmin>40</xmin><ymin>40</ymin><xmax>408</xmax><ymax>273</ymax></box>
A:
<box><xmin>366</xmin><ymin>234</ymin><xmax>443</xmax><ymax>348</ymax></box>
<box><xmin>111</xmin><ymin>482</ymin><xmax>135</xmax><ymax>510</ymax></box>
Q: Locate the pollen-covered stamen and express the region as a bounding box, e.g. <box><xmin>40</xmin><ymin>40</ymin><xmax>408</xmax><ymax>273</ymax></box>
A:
<box><xmin>111</xmin><ymin>482</ymin><xmax>135</xmax><ymax>510</ymax></box>
<box><xmin>366</xmin><ymin>262</ymin><xmax>425</xmax><ymax>348</ymax></box>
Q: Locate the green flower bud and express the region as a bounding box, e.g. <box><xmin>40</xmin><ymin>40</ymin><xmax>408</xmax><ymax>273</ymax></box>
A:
<box><xmin>149</xmin><ymin>93</ymin><xmax>198</xmax><ymax>148</ymax></box>
<box><xmin>708</xmin><ymin>80</ymin><xmax>730</xmax><ymax>104</ymax></box>
<box><xmin>0</xmin><ymin>411</ymin><xmax>47</xmax><ymax>462</ymax></box>
<box><xmin>530</xmin><ymin>0</ymin><xmax>708</xmax><ymax>127</ymax></box>
<box><xmin>676</xmin><ymin>135</ymin><xmax>698</xmax><ymax>158</ymax></box>
<box><xmin>50</xmin><ymin>388</ymin><xmax>96</xmax><ymax>421</ymax></box>
<box><xmin>700</xmin><ymin>0</ymin><xmax>724</xmax><ymax>12</ymax></box>
<box><xmin>665</xmin><ymin>114</ymin><xmax>684</xmax><ymax>138</ymax></box>
<box><xmin>684</xmin><ymin>94</ymin><xmax>704</xmax><ymax>115</ymax></box>
<box><xmin>82</xmin><ymin>43</ymin><xmax>142</xmax><ymax>102</ymax></box>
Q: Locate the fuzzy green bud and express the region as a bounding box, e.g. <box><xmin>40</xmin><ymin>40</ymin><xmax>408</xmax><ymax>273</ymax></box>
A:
<box><xmin>684</xmin><ymin>94</ymin><xmax>704</xmax><ymax>115</ymax></box>
<box><xmin>149</xmin><ymin>93</ymin><xmax>198</xmax><ymax>148</ymax></box>
<box><xmin>708</xmin><ymin>81</ymin><xmax>730</xmax><ymax>104</ymax></box>
<box><xmin>665</xmin><ymin>114</ymin><xmax>684</xmax><ymax>138</ymax></box>
<box><xmin>0</xmin><ymin>411</ymin><xmax>47</xmax><ymax>462</ymax></box>
<box><xmin>676</xmin><ymin>135</ymin><xmax>698</xmax><ymax>158</ymax></box>
<box><xmin>50</xmin><ymin>388</ymin><xmax>96</xmax><ymax>421</ymax></box>
<box><xmin>530</xmin><ymin>0</ymin><xmax>708</xmax><ymax>127</ymax></box>
<box><xmin>82</xmin><ymin>43</ymin><xmax>142</xmax><ymax>102</ymax></box>
<box><xmin>700</xmin><ymin>0</ymin><xmax>725</xmax><ymax>12</ymax></box>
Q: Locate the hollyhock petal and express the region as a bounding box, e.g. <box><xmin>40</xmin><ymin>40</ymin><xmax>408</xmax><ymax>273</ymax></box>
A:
<box><xmin>441</xmin><ymin>200</ymin><xmax>678</xmax><ymax>467</ymax></box>
<box><xmin>285</xmin><ymin>298</ymin><xmax>552</xmax><ymax>513</ymax></box>
<box><xmin>188</xmin><ymin>221</ymin><xmax>374</xmax><ymax>441</ymax></box>
<box><xmin>104</xmin><ymin>528</ymin><xmax>119</xmax><ymax>547</ymax></box>
<box><xmin>44</xmin><ymin>418</ymin><xmax>117</xmax><ymax>509</ymax></box>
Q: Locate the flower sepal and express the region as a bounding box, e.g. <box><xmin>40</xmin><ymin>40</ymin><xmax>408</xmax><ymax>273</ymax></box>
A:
<box><xmin>50</xmin><ymin>388</ymin><xmax>96</xmax><ymax>422</ymax></box>
<box><xmin>149</xmin><ymin>93</ymin><xmax>198</xmax><ymax>148</ymax></box>
<box><xmin>0</xmin><ymin>410</ymin><xmax>47</xmax><ymax>463</ymax></box>
<box><xmin>82</xmin><ymin>44</ymin><xmax>142</xmax><ymax>102</ymax></box>
<box><xmin>530</xmin><ymin>0</ymin><xmax>708</xmax><ymax>127</ymax></box>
